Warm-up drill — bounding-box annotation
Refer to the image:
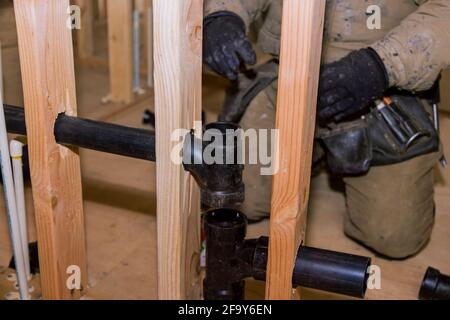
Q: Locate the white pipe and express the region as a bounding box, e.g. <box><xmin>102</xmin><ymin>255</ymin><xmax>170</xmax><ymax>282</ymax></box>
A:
<box><xmin>10</xmin><ymin>140</ymin><xmax>31</xmax><ymax>280</ymax></box>
<box><xmin>0</xmin><ymin>95</ymin><xmax>29</xmax><ymax>300</ymax></box>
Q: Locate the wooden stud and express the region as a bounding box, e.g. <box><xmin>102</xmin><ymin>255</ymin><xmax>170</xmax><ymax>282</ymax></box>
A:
<box><xmin>107</xmin><ymin>0</ymin><xmax>134</xmax><ymax>104</ymax></box>
<box><xmin>146</xmin><ymin>0</ymin><xmax>154</xmax><ymax>88</ymax></box>
<box><xmin>14</xmin><ymin>0</ymin><xmax>87</xmax><ymax>300</ymax></box>
<box><xmin>153</xmin><ymin>0</ymin><xmax>203</xmax><ymax>300</ymax></box>
<box><xmin>98</xmin><ymin>0</ymin><xmax>107</xmax><ymax>20</ymax></box>
<box><xmin>132</xmin><ymin>0</ymin><xmax>154</xmax><ymax>88</ymax></box>
<box><xmin>134</xmin><ymin>0</ymin><xmax>147</xmax><ymax>14</ymax></box>
<box><xmin>265</xmin><ymin>0</ymin><xmax>326</xmax><ymax>300</ymax></box>
<box><xmin>72</xmin><ymin>0</ymin><xmax>94</xmax><ymax>60</ymax></box>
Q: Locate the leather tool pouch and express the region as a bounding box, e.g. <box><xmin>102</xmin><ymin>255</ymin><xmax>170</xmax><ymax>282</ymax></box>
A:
<box><xmin>320</xmin><ymin>94</ymin><xmax>440</xmax><ymax>175</ymax></box>
<box><xmin>319</xmin><ymin>119</ymin><xmax>372</xmax><ymax>175</ymax></box>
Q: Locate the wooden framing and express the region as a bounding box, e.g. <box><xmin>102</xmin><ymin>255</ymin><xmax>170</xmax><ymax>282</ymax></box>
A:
<box><xmin>98</xmin><ymin>0</ymin><xmax>107</xmax><ymax>20</ymax></box>
<box><xmin>107</xmin><ymin>0</ymin><xmax>134</xmax><ymax>104</ymax></box>
<box><xmin>146</xmin><ymin>0</ymin><xmax>154</xmax><ymax>88</ymax></box>
<box><xmin>72</xmin><ymin>0</ymin><xmax>94</xmax><ymax>60</ymax></box>
<box><xmin>133</xmin><ymin>0</ymin><xmax>154</xmax><ymax>88</ymax></box>
<box><xmin>10</xmin><ymin>0</ymin><xmax>326</xmax><ymax>301</ymax></box>
<box><xmin>14</xmin><ymin>0</ymin><xmax>87</xmax><ymax>300</ymax></box>
<box><xmin>266</xmin><ymin>0</ymin><xmax>326</xmax><ymax>300</ymax></box>
<box><xmin>153</xmin><ymin>0</ymin><xmax>203</xmax><ymax>300</ymax></box>
<box><xmin>134</xmin><ymin>0</ymin><xmax>147</xmax><ymax>13</ymax></box>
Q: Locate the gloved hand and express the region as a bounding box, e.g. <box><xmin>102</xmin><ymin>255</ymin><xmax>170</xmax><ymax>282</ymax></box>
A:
<box><xmin>318</xmin><ymin>48</ymin><xmax>389</xmax><ymax>122</ymax></box>
<box><xmin>203</xmin><ymin>11</ymin><xmax>257</xmax><ymax>80</ymax></box>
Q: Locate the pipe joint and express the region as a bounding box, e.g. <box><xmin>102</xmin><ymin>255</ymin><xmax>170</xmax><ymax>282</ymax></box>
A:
<box><xmin>183</xmin><ymin>122</ymin><xmax>245</xmax><ymax>209</ymax></box>
<box><xmin>203</xmin><ymin>208</ymin><xmax>371</xmax><ymax>300</ymax></box>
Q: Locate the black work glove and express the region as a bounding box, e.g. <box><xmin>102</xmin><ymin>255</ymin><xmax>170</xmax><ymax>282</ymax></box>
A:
<box><xmin>203</xmin><ymin>11</ymin><xmax>257</xmax><ymax>80</ymax></box>
<box><xmin>318</xmin><ymin>48</ymin><xmax>389</xmax><ymax>122</ymax></box>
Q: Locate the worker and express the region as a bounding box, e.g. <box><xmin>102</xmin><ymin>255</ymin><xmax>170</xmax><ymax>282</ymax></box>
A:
<box><xmin>202</xmin><ymin>0</ymin><xmax>450</xmax><ymax>259</ymax></box>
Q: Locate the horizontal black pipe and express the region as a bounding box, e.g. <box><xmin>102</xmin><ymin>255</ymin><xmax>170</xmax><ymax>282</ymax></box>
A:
<box><xmin>293</xmin><ymin>246</ymin><xmax>371</xmax><ymax>298</ymax></box>
<box><xmin>250</xmin><ymin>239</ymin><xmax>370</xmax><ymax>299</ymax></box>
<box><xmin>419</xmin><ymin>267</ymin><xmax>450</xmax><ymax>300</ymax></box>
<box><xmin>4</xmin><ymin>104</ymin><xmax>156</xmax><ymax>162</ymax></box>
<box><xmin>4</xmin><ymin>104</ymin><xmax>27</xmax><ymax>135</ymax></box>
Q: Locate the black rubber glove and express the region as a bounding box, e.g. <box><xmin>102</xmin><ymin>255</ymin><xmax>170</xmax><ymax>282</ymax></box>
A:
<box><xmin>203</xmin><ymin>11</ymin><xmax>257</xmax><ymax>80</ymax></box>
<box><xmin>318</xmin><ymin>48</ymin><xmax>389</xmax><ymax>122</ymax></box>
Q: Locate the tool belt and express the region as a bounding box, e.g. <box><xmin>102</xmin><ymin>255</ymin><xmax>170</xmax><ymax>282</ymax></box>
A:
<box><xmin>319</xmin><ymin>93</ymin><xmax>440</xmax><ymax>175</ymax></box>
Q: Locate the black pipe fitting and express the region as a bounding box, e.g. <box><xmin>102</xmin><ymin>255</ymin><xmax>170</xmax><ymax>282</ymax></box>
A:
<box><xmin>203</xmin><ymin>209</ymin><xmax>270</xmax><ymax>300</ymax></box>
<box><xmin>203</xmin><ymin>209</ymin><xmax>249</xmax><ymax>300</ymax></box>
<box><xmin>419</xmin><ymin>267</ymin><xmax>450</xmax><ymax>300</ymax></box>
<box><xmin>203</xmin><ymin>209</ymin><xmax>371</xmax><ymax>300</ymax></box>
<box><xmin>183</xmin><ymin>122</ymin><xmax>244</xmax><ymax>208</ymax></box>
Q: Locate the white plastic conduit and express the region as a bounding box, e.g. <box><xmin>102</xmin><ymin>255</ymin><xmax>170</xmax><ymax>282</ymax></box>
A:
<box><xmin>0</xmin><ymin>94</ymin><xmax>29</xmax><ymax>300</ymax></box>
<box><xmin>10</xmin><ymin>140</ymin><xmax>31</xmax><ymax>281</ymax></box>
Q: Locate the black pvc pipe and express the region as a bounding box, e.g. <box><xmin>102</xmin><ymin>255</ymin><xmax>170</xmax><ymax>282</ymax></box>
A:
<box><xmin>293</xmin><ymin>246</ymin><xmax>371</xmax><ymax>298</ymax></box>
<box><xmin>55</xmin><ymin>113</ymin><xmax>156</xmax><ymax>161</ymax></box>
<box><xmin>204</xmin><ymin>209</ymin><xmax>371</xmax><ymax>300</ymax></box>
<box><xmin>4</xmin><ymin>104</ymin><xmax>27</xmax><ymax>135</ymax></box>
<box><xmin>203</xmin><ymin>209</ymin><xmax>249</xmax><ymax>300</ymax></box>
<box><xmin>419</xmin><ymin>267</ymin><xmax>450</xmax><ymax>300</ymax></box>
<box><xmin>4</xmin><ymin>104</ymin><xmax>156</xmax><ymax>162</ymax></box>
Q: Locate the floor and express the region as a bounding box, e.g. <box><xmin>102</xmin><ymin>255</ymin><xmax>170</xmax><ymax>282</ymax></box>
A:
<box><xmin>0</xmin><ymin>3</ymin><xmax>449</xmax><ymax>300</ymax></box>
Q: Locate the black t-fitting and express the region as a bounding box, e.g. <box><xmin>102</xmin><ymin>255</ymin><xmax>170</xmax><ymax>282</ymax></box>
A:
<box><xmin>183</xmin><ymin>122</ymin><xmax>245</xmax><ymax>209</ymax></box>
<box><xmin>203</xmin><ymin>208</ymin><xmax>371</xmax><ymax>301</ymax></box>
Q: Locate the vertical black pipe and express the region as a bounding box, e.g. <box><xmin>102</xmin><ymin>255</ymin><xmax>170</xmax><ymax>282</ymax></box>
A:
<box><xmin>203</xmin><ymin>209</ymin><xmax>248</xmax><ymax>300</ymax></box>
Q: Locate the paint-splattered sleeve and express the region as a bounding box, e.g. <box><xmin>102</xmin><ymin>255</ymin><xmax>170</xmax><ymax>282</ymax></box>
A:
<box><xmin>371</xmin><ymin>0</ymin><xmax>450</xmax><ymax>92</ymax></box>
<box><xmin>204</xmin><ymin>0</ymin><xmax>271</xmax><ymax>28</ymax></box>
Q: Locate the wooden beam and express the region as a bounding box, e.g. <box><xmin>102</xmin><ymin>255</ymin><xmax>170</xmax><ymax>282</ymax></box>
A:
<box><xmin>153</xmin><ymin>0</ymin><xmax>203</xmax><ymax>300</ymax></box>
<box><xmin>146</xmin><ymin>0</ymin><xmax>154</xmax><ymax>88</ymax></box>
<box><xmin>98</xmin><ymin>0</ymin><xmax>107</xmax><ymax>20</ymax></box>
<box><xmin>134</xmin><ymin>0</ymin><xmax>147</xmax><ymax>14</ymax></box>
<box><xmin>107</xmin><ymin>0</ymin><xmax>134</xmax><ymax>104</ymax></box>
<box><xmin>14</xmin><ymin>0</ymin><xmax>87</xmax><ymax>300</ymax></box>
<box><xmin>72</xmin><ymin>0</ymin><xmax>94</xmax><ymax>60</ymax></box>
<box><xmin>440</xmin><ymin>70</ymin><xmax>450</xmax><ymax>113</ymax></box>
<box><xmin>265</xmin><ymin>0</ymin><xmax>326</xmax><ymax>300</ymax></box>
